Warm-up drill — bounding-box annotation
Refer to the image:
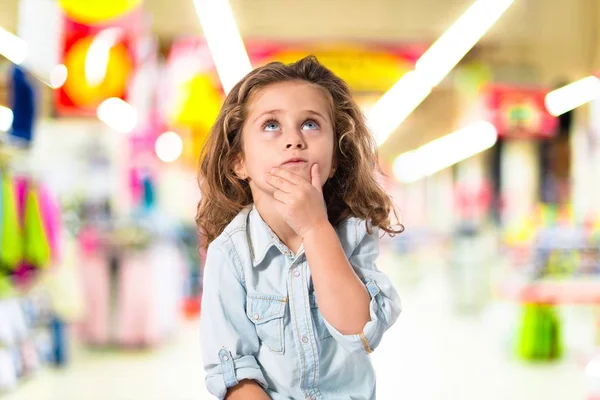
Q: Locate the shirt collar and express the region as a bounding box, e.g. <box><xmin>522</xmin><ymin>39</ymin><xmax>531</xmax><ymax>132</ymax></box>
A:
<box><xmin>247</xmin><ymin>206</ymin><xmax>291</xmax><ymax>267</ymax></box>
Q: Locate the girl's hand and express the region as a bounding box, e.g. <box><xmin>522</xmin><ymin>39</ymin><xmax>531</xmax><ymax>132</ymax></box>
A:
<box><xmin>265</xmin><ymin>163</ymin><xmax>329</xmax><ymax>237</ymax></box>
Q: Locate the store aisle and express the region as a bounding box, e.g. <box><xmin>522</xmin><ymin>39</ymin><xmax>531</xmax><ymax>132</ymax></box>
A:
<box><xmin>3</xmin><ymin>250</ymin><xmax>589</xmax><ymax>400</ymax></box>
<box><xmin>2</xmin><ymin>318</ymin><xmax>209</xmax><ymax>400</ymax></box>
<box><xmin>373</xmin><ymin>250</ymin><xmax>588</xmax><ymax>400</ymax></box>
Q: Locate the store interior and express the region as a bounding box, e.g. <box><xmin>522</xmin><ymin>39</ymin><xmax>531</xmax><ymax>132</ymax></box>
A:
<box><xmin>1</xmin><ymin>0</ymin><xmax>600</xmax><ymax>399</ymax></box>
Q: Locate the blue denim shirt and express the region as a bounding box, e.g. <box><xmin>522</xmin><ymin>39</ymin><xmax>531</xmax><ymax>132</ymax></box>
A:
<box><xmin>200</xmin><ymin>206</ymin><xmax>401</xmax><ymax>399</ymax></box>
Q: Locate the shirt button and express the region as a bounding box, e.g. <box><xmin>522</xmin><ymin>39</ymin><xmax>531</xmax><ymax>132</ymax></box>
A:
<box><xmin>253</xmin><ymin>313</ymin><xmax>260</xmax><ymax>320</ymax></box>
<box><xmin>302</xmin><ymin>336</ymin><xmax>309</xmax><ymax>344</ymax></box>
<box><xmin>294</xmin><ymin>270</ymin><xmax>300</xmax><ymax>277</ymax></box>
<box><xmin>222</xmin><ymin>355</ymin><xmax>229</xmax><ymax>361</ymax></box>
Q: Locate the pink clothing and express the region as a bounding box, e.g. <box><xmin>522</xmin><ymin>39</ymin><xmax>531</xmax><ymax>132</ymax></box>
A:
<box><xmin>76</xmin><ymin>253</ymin><xmax>110</xmax><ymax>345</ymax></box>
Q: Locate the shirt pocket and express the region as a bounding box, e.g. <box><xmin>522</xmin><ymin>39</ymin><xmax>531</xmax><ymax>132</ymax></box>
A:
<box><xmin>246</xmin><ymin>292</ymin><xmax>287</xmax><ymax>354</ymax></box>
<box><xmin>309</xmin><ymin>290</ymin><xmax>332</xmax><ymax>340</ymax></box>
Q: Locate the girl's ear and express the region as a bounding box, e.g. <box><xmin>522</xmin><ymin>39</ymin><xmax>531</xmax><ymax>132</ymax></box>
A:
<box><xmin>233</xmin><ymin>154</ymin><xmax>248</xmax><ymax>180</ymax></box>
<box><xmin>329</xmin><ymin>153</ymin><xmax>338</xmax><ymax>178</ymax></box>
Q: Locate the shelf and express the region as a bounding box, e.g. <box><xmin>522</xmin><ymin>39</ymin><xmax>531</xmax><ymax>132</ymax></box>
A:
<box><xmin>498</xmin><ymin>278</ymin><xmax>600</xmax><ymax>304</ymax></box>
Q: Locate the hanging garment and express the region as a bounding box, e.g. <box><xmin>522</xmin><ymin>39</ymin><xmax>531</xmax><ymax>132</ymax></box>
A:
<box><xmin>0</xmin><ymin>174</ymin><xmax>22</xmax><ymax>269</ymax></box>
<box><xmin>117</xmin><ymin>251</ymin><xmax>158</xmax><ymax>347</ymax></box>
<box><xmin>0</xmin><ymin>276</ymin><xmax>15</xmax><ymax>298</ymax></box>
<box><xmin>13</xmin><ymin>177</ymin><xmax>27</xmax><ymax>224</ymax></box>
<box><xmin>22</xmin><ymin>186</ymin><xmax>51</xmax><ymax>268</ymax></box>
<box><xmin>149</xmin><ymin>242</ymin><xmax>184</xmax><ymax>340</ymax></box>
<box><xmin>19</xmin><ymin>339</ymin><xmax>40</xmax><ymax>375</ymax></box>
<box><xmin>9</xmin><ymin>66</ymin><xmax>36</xmax><ymax>145</ymax></box>
<box><xmin>0</xmin><ymin>301</ymin><xmax>13</xmax><ymax>345</ymax></box>
<box><xmin>37</xmin><ymin>184</ymin><xmax>61</xmax><ymax>262</ymax></box>
<box><xmin>141</xmin><ymin>173</ymin><xmax>156</xmax><ymax>211</ymax></box>
<box><xmin>0</xmin><ymin>172</ymin><xmax>3</xmax><ymax>260</ymax></box>
<box><xmin>42</xmin><ymin>233</ymin><xmax>86</xmax><ymax>322</ymax></box>
<box><xmin>76</xmin><ymin>251</ymin><xmax>110</xmax><ymax>345</ymax></box>
<box><xmin>11</xmin><ymin>263</ymin><xmax>37</xmax><ymax>289</ymax></box>
<box><xmin>0</xmin><ymin>348</ymin><xmax>18</xmax><ymax>393</ymax></box>
<box><xmin>6</xmin><ymin>298</ymin><xmax>27</xmax><ymax>343</ymax></box>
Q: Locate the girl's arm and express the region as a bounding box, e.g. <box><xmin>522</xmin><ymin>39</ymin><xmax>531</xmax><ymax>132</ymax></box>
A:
<box><xmin>225</xmin><ymin>380</ymin><xmax>270</xmax><ymax>400</ymax></box>
<box><xmin>201</xmin><ymin>237</ymin><xmax>269</xmax><ymax>399</ymax></box>
<box><xmin>266</xmin><ymin>165</ymin><xmax>401</xmax><ymax>354</ymax></box>
<box><xmin>303</xmin><ymin>221</ymin><xmax>371</xmax><ymax>335</ymax></box>
<box><xmin>304</xmin><ymin>220</ymin><xmax>402</xmax><ymax>355</ymax></box>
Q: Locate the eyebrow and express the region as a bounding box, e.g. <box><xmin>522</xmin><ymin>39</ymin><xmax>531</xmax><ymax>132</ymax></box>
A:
<box><xmin>252</xmin><ymin>109</ymin><xmax>283</xmax><ymax>124</ymax></box>
<box><xmin>251</xmin><ymin>109</ymin><xmax>329</xmax><ymax>124</ymax></box>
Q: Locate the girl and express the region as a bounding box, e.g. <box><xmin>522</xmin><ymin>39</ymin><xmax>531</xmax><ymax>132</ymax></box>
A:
<box><xmin>197</xmin><ymin>56</ymin><xmax>402</xmax><ymax>400</ymax></box>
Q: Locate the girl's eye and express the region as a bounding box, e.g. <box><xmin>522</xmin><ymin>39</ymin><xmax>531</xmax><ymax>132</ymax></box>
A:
<box><xmin>263</xmin><ymin>120</ymin><xmax>280</xmax><ymax>131</ymax></box>
<box><xmin>302</xmin><ymin>120</ymin><xmax>319</xmax><ymax>131</ymax></box>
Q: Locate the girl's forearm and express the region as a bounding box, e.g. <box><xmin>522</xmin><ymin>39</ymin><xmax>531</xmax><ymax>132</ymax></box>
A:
<box><xmin>226</xmin><ymin>380</ymin><xmax>270</xmax><ymax>400</ymax></box>
<box><xmin>302</xmin><ymin>221</ymin><xmax>371</xmax><ymax>335</ymax></box>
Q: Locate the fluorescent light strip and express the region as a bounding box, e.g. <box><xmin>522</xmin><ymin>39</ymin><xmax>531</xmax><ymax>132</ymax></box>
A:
<box><xmin>155</xmin><ymin>131</ymin><xmax>184</xmax><ymax>163</ymax></box>
<box><xmin>415</xmin><ymin>0</ymin><xmax>514</xmax><ymax>88</ymax></box>
<box><xmin>0</xmin><ymin>26</ymin><xmax>68</xmax><ymax>89</ymax></box>
<box><xmin>369</xmin><ymin>71</ymin><xmax>432</xmax><ymax>146</ymax></box>
<box><xmin>193</xmin><ymin>0</ymin><xmax>252</xmax><ymax>94</ymax></box>
<box><xmin>370</xmin><ymin>0</ymin><xmax>514</xmax><ymax>146</ymax></box>
<box><xmin>0</xmin><ymin>27</ymin><xmax>28</xmax><ymax>65</ymax></box>
<box><xmin>50</xmin><ymin>64</ymin><xmax>68</xmax><ymax>89</ymax></box>
<box><xmin>97</xmin><ymin>98</ymin><xmax>138</xmax><ymax>134</ymax></box>
<box><xmin>393</xmin><ymin>121</ymin><xmax>498</xmax><ymax>183</ymax></box>
<box><xmin>85</xmin><ymin>28</ymin><xmax>123</xmax><ymax>87</ymax></box>
<box><xmin>544</xmin><ymin>76</ymin><xmax>600</xmax><ymax>117</ymax></box>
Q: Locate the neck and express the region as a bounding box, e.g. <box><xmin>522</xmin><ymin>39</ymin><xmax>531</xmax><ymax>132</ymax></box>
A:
<box><xmin>254</xmin><ymin>196</ymin><xmax>302</xmax><ymax>253</ymax></box>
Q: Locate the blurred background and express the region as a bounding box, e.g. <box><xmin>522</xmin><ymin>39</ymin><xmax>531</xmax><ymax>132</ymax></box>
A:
<box><xmin>0</xmin><ymin>0</ymin><xmax>600</xmax><ymax>399</ymax></box>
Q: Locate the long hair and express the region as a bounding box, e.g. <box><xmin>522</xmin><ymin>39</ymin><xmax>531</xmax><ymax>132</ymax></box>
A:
<box><xmin>196</xmin><ymin>56</ymin><xmax>403</xmax><ymax>248</ymax></box>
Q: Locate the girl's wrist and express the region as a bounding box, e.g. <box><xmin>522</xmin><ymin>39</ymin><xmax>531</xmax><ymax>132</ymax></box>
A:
<box><xmin>301</xmin><ymin>218</ymin><xmax>332</xmax><ymax>241</ymax></box>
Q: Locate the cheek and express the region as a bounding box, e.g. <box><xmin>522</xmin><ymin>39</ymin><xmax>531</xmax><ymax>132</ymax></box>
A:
<box><xmin>322</xmin><ymin>133</ymin><xmax>336</xmax><ymax>165</ymax></box>
<box><xmin>243</xmin><ymin>142</ymin><xmax>275</xmax><ymax>174</ymax></box>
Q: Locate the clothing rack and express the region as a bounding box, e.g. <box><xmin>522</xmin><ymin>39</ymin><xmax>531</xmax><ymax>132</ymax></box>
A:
<box><xmin>1</xmin><ymin>148</ymin><xmax>63</xmax><ymax>393</ymax></box>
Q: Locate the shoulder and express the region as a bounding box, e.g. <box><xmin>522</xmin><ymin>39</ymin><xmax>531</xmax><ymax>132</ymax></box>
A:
<box><xmin>205</xmin><ymin>207</ymin><xmax>252</xmax><ymax>284</ymax></box>
<box><xmin>221</xmin><ymin>206</ymin><xmax>252</xmax><ymax>237</ymax></box>
<box><xmin>212</xmin><ymin>206</ymin><xmax>252</xmax><ymax>248</ymax></box>
<box><xmin>335</xmin><ymin>217</ymin><xmax>378</xmax><ymax>256</ymax></box>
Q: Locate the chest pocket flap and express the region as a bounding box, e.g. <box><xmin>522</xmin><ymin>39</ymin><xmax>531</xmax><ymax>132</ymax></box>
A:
<box><xmin>246</xmin><ymin>293</ymin><xmax>287</xmax><ymax>354</ymax></box>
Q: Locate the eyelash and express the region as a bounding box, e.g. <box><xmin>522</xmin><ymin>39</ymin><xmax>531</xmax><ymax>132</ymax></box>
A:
<box><xmin>261</xmin><ymin>119</ymin><xmax>320</xmax><ymax>131</ymax></box>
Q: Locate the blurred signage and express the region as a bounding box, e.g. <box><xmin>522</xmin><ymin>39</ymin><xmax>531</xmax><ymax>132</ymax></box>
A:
<box><xmin>162</xmin><ymin>38</ymin><xmax>425</xmax><ymax>166</ymax></box>
<box><xmin>485</xmin><ymin>84</ymin><xmax>557</xmax><ymax>139</ymax></box>
<box><xmin>58</xmin><ymin>0</ymin><xmax>142</xmax><ymax>25</ymax></box>
<box><xmin>55</xmin><ymin>5</ymin><xmax>142</xmax><ymax>116</ymax></box>
<box><xmin>247</xmin><ymin>41</ymin><xmax>425</xmax><ymax>93</ymax></box>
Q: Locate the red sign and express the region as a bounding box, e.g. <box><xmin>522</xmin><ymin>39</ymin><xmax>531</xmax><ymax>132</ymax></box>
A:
<box><xmin>485</xmin><ymin>84</ymin><xmax>558</xmax><ymax>139</ymax></box>
<box><xmin>55</xmin><ymin>9</ymin><xmax>141</xmax><ymax>116</ymax></box>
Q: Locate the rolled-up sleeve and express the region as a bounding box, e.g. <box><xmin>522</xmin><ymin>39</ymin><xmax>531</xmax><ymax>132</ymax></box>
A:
<box><xmin>200</xmin><ymin>237</ymin><xmax>267</xmax><ymax>398</ymax></box>
<box><xmin>323</xmin><ymin>223</ymin><xmax>402</xmax><ymax>355</ymax></box>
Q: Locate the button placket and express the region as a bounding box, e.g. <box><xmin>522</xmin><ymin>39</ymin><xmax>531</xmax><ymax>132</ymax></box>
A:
<box><xmin>290</xmin><ymin>260</ymin><xmax>318</xmax><ymax>392</ymax></box>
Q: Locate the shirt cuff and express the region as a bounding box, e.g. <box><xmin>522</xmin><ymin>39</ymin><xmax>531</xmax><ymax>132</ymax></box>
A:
<box><xmin>323</xmin><ymin>279</ymin><xmax>383</xmax><ymax>355</ymax></box>
<box><xmin>205</xmin><ymin>351</ymin><xmax>268</xmax><ymax>399</ymax></box>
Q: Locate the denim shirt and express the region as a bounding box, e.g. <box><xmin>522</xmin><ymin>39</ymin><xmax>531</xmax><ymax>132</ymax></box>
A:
<box><xmin>200</xmin><ymin>206</ymin><xmax>401</xmax><ymax>399</ymax></box>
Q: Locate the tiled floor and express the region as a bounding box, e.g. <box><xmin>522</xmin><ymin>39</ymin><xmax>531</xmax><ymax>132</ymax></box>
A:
<box><xmin>3</xmin><ymin>249</ymin><xmax>593</xmax><ymax>400</ymax></box>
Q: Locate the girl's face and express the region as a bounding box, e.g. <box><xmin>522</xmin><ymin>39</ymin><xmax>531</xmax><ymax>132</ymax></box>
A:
<box><xmin>237</xmin><ymin>81</ymin><xmax>336</xmax><ymax>199</ymax></box>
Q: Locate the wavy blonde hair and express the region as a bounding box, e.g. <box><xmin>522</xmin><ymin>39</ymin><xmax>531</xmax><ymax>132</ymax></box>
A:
<box><xmin>196</xmin><ymin>56</ymin><xmax>403</xmax><ymax>248</ymax></box>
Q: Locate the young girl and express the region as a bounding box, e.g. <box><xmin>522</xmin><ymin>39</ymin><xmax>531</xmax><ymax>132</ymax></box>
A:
<box><xmin>197</xmin><ymin>56</ymin><xmax>402</xmax><ymax>400</ymax></box>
